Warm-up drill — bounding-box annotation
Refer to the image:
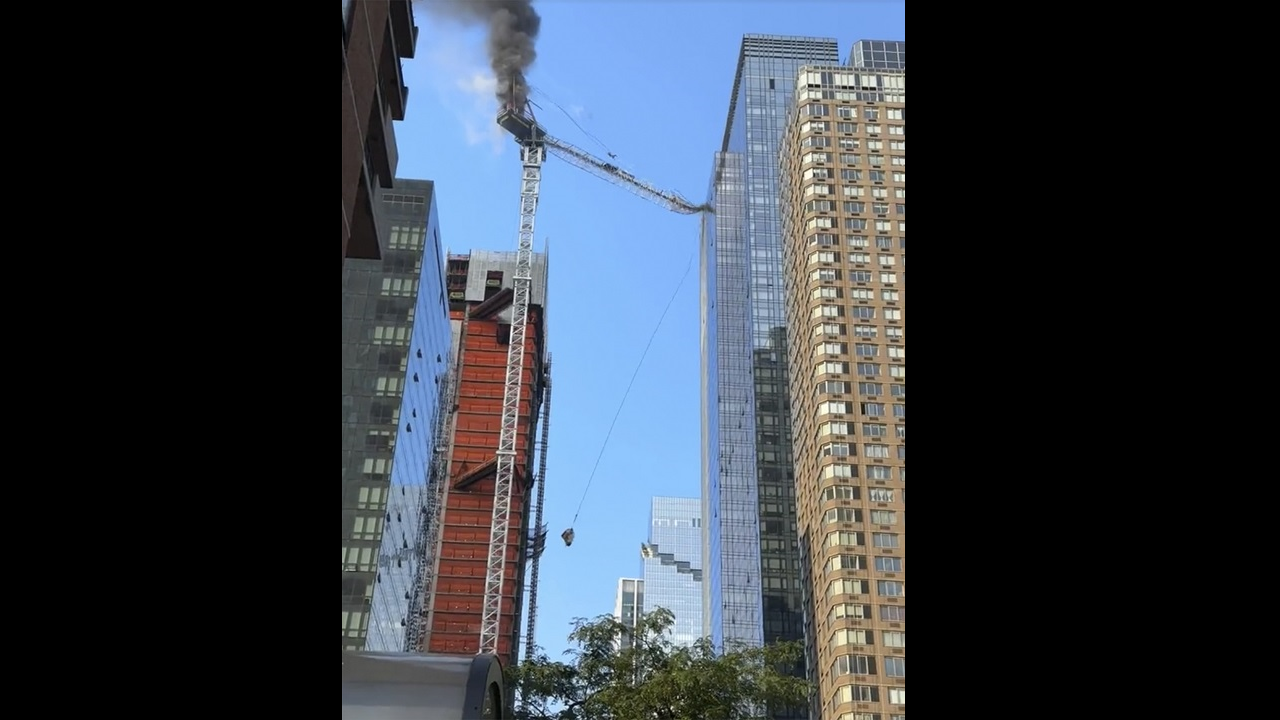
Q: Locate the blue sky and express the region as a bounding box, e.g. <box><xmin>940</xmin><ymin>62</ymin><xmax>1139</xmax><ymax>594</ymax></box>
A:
<box><xmin>397</xmin><ymin>0</ymin><xmax>906</xmax><ymax>661</ymax></box>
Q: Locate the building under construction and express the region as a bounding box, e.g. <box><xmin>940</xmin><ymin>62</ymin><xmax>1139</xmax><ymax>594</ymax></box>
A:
<box><xmin>406</xmin><ymin>249</ymin><xmax>551</xmax><ymax>668</ymax></box>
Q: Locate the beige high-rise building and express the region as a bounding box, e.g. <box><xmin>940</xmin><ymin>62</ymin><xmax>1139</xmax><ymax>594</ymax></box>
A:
<box><xmin>779</xmin><ymin>57</ymin><xmax>906</xmax><ymax>720</ymax></box>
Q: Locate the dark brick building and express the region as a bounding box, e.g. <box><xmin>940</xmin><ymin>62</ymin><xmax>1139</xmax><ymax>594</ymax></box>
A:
<box><xmin>342</xmin><ymin>0</ymin><xmax>419</xmax><ymax>268</ymax></box>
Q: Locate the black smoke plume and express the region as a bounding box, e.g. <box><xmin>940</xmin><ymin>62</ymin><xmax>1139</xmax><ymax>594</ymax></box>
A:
<box><xmin>423</xmin><ymin>0</ymin><xmax>542</xmax><ymax>108</ymax></box>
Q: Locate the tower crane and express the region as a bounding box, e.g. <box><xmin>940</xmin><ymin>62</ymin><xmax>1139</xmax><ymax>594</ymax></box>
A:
<box><xmin>475</xmin><ymin>102</ymin><xmax>709</xmax><ymax>657</ymax></box>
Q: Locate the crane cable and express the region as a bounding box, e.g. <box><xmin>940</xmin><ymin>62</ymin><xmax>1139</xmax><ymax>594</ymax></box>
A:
<box><xmin>571</xmin><ymin>253</ymin><xmax>695</xmax><ymax>526</ymax></box>
<box><xmin>529</xmin><ymin>85</ymin><xmax>617</xmax><ymax>160</ymax></box>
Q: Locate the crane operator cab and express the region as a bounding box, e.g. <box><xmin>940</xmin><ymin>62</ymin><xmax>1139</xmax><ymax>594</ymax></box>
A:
<box><xmin>561</xmin><ymin>528</ymin><xmax>575</xmax><ymax>547</ymax></box>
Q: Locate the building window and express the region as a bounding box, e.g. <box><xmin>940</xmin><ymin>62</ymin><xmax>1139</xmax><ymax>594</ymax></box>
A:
<box><xmin>833</xmin><ymin>655</ymin><xmax>877</xmax><ymax>678</ymax></box>
<box><xmin>381</xmin><ymin>278</ymin><xmax>419</xmax><ymax>298</ymax></box>
<box><xmin>875</xmin><ymin>558</ymin><xmax>903</xmax><ymax>576</ymax></box>
<box><xmin>877</xmin><ymin>580</ymin><xmax>904</xmax><ymax>597</ymax></box>
<box><xmin>883</xmin><ymin>658</ymin><xmax>905</xmax><ymax>678</ymax></box>
<box><xmin>362</xmin><ymin>458</ymin><xmax>390</xmax><ymax>476</ymax></box>
<box><xmin>853</xmin><ymin>325</ymin><xmax>877</xmax><ymax>338</ymax></box>
<box><xmin>815</xmin><ymin>322</ymin><xmax>846</xmax><ymax>336</ymax></box>
<box><xmin>837</xmin><ymin>685</ymin><xmax>879</xmax><ymax>703</ymax></box>
<box><xmin>882</xmin><ymin>631</ymin><xmax>905</xmax><ymax>648</ymax></box>
<box><xmin>856</xmin><ymin>363</ymin><xmax>879</xmax><ymax>376</ymax></box>
<box><xmin>858</xmin><ymin>382</ymin><xmax>882</xmax><ymax>396</ymax></box>
<box><xmin>862</xmin><ymin>423</ymin><xmax>888</xmax><ymax>437</ymax></box>
<box><xmin>821</xmin><ymin>486</ymin><xmax>860</xmax><ymax>501</ymax></box>
<box><xmin>341</xmin><ymin>610</ymin><xmax>367</xmax><ymax>638</ymax></box>
<box><xmin>830</xmin><ymin>629</ymin><xmax>874</xmax><ymax>649</ymax></box>
<box><xmin>818</xmin><ymin>400</ymin><xmax>852</xmax><ymax>415</ymax></box>
<box><xmin>341</xmin><ymin>546</ymin><xmax>376</xmax><ymax>573</ymax></box>
<box><xmin>851</xmin><ymin>306</ymin><xmax>876</xmax><ymax>319</ymax></box>
<box><xmin>830</xmin><ymin>603</ymin><xmax>871</xmax><ymax>622</ymax></box>
<box><xmin>881</xmin><ymin>289</ymin><xmax>900</xmax><ymax>302</ymax></box>
<box><xmin>818</xmin><ymin>421</ymin><xmax>852</xmax><ymax>436</ymax></box>
<box><xmin>888</xmin><ymin>688</ymin><xmax>905</xmax><ymax>705</ymax></box>
<box><xmin>849</xmin><ymin>253</ymin><xmax>871</xmax><ymax>264</ymax></box>
<box><xmin>353</xmin><ymin>512</ymin><xmax>386</xmax><ymax>540</ymax></box>
<box><xmin>869</xmin><ymin>488</ymin><xmax>894</xmax><ymax>502</ymax></box>
<box><xmin>872</xmin><ymin>533</ymin><xmax>899</xmax><ymax>548</ymax></box>
<box><xmin>819</xmin><ymin>380</ymin><xmax>851</xmax><ymax>394</ymax></box>
<box><xmin>820</xmin><ymin>442</ymin><xmax>853</xmax><ymax>457</ymax></box>
<box><xmin>373</xmin><ymin>325</ymin><xmax>410</xmax><ymax>346</ymax></box>
<box><xmin>356</xmin><ymin>486</ymin><xmax>387</xmax><ymax>510</ymax></box>
<box><xmin>826</xmin><ymin>554</ymin><xmax>867</xmax><ymax>572</ymax></box>
<box><xmin>864</xmin><ymin>444</ymin><xmax>890</xmax><ymax>459</ymax></box>
<box><xmin>374</xmin><ymin>376</ymin><xmax>404</xmax><ymax>396</ymax></box>
<box><xmin>867</xmin><ymin>465</ymin><xmax>892</xmax><ymax>480</ymax></box>
<box><xmin>870</xmin><ymin>511</ymin><xmax>898</xmax><ymax>526</ymax></box>
<box><xmin>828</xmin><ymin>579</ymin><xmax>870</xmax><ymax>597</ymax></box>
<box><xmin>879</xmin><ymin>605</ymin><xmax>905</xmax><ymax>621</ymax></box>
<box><xmin>824</xmin><ymin>511</ymin><xmax>862</xmax><ymax>527</ymax></box>
<box><xmin>821</xmin><ymin>463</ymin><xmax>857</xmax><ymax>480</ymax></box>
<box><xmin>860</xmin><ymin>402</ymin><xmax>884</xmax><ymax>416</ymax></box>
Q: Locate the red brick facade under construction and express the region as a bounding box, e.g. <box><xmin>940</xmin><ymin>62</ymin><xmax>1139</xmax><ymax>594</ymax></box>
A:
<box><xmin>422</xmin><ymin>253</ymin><xmax>546</xmax><ymax>668</ymax></box>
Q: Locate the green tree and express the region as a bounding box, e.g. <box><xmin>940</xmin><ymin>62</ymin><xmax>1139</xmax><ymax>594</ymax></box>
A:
<box><xmin>508</xmin><ymin>608</ymin><xmax>809</xmax><ymax>720</ymax></box>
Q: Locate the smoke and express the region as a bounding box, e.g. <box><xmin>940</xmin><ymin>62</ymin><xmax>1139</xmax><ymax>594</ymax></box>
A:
<box><xmin>422</xmin><ymin>0</ymin><xmax>542</xmax><ymax>108</ymax></box>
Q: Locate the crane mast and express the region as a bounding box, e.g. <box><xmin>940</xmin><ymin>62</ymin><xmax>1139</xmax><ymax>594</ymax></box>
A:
<box><xmin>480</xmin><ymin>110</ymin><xmax>544</xmax><ymax>657</ymax></box>
<box><xmin>476</xmin><ymin>104</ymin><xmax>705</xmax><ymax>658</ymax></box>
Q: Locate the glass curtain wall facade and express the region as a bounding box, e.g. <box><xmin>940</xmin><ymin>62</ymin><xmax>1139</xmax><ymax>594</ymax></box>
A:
<box><xmin>642</xmin><ymin>497</ymin><xmax>703</xmax><ymax>648</ymax></box>
<box><xmin>614</xmin><ymin>578</ymin><xmax>645</xmax><ymax>650</ymax></box>
<box><xmin>701</xmin><ymin>35</ymin><xmax>840</xmax><ymax>678</ymax></box>
<box><xmin>342</xmin><ymin>179</ymin><xmax>452</xmax><ymax>651</ymax></box>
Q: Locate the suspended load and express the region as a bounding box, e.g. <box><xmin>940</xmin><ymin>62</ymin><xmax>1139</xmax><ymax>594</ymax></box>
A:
<box><xmin>561</xmin><ymin>528</ymin><xmax>575</xmax><ymax>547</ymax></box>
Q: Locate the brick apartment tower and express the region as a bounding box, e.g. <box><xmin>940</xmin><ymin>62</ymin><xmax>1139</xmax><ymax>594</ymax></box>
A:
<box><xmin>342</xmin><ymin>0</ymin><xmax>418</xmax><ymax>268</ymax></box>
<box><xmin>779</xmin><ymin>49</ymin><xmax>906</xmax><ymax>720</ymax></box>
<box><xmin>420</xmin><ymin>250</ymin><xmax>549</xmax><ymax>668</ymax></box>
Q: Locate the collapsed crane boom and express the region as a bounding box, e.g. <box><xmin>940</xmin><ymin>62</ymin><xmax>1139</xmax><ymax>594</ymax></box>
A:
<box><xmin>497</xmin><ymin>106</ymin><xmax>711</xmax><ymax>216</ymax></box>
<box><xmin>542</xmin><ymin>135</ymin><xmax>711</xmax><ymax>215</ymax></box>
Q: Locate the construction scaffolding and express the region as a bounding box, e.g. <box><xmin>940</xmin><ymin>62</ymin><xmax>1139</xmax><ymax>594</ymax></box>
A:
<box><xmin>523</xmin><ymin>354</ymin><xmax>552</xmax><ymax>656</ymax></box>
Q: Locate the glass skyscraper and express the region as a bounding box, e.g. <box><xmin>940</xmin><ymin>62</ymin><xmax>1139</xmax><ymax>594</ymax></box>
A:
<box><xmin>342</xmin><ymin>179</ymin><xmax>452</xmax><ymax>652</ymax></box>
<box><xmin>701</xmin><ymin>35</ymin><xmax>841</xmax><ymax>662</ymax></box>
<box><xmin>641</xmin><ymin>497</ymin><xmax>703</xmax><ymax>648</ymax></box>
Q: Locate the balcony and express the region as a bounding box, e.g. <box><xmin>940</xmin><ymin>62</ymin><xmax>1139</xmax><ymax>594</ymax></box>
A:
<box><xmin>346</xmin><ymin>163</ymin><xmax>383</xmax><ymax>261</ymax></box>
<box><xmin>389</xmin><ymin>0</ymin><xmax>418</xmax><ymax>60</ymax></box>
<box><xmin>365</xmin><ymin>90</ymin><xmax>398</xmax><ymax>189</ymax></box>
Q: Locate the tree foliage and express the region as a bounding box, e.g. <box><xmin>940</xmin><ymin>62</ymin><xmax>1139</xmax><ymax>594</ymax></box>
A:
<box><xmin>508</xmin><ymin>608</ymin><xmax>809</xmax><ymax>720</ymax></box>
